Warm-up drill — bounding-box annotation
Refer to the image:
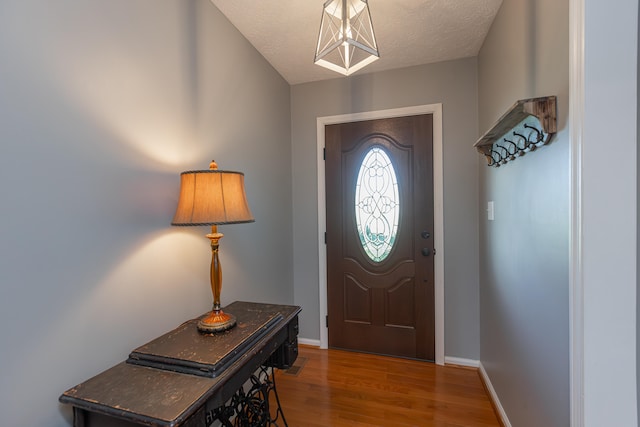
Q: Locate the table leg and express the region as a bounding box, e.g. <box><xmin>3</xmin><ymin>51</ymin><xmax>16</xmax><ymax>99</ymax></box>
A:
<box><xmin>73</xmin><ymin>407</ymin><xmax>88</xmax><ymax>427</ymax></box>
<box><xmin>207</xmin><ymin>366</ymin><xmax>288</xmax><ymax>427</ymax></box>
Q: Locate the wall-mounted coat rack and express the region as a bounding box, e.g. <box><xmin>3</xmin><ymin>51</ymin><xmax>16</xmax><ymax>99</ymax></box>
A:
<box><xmin>474</xmin><ymin>96</ymin><xmax>557</xmax><ymax>167</ymax></box>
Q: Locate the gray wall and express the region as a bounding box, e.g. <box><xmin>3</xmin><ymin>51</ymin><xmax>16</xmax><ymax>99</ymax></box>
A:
<box><xmin>291</xmin><ymin>58</ymin><xmax>481</xmax><ymax>359</ymax></box>
<box><xmin>0</xmin><ymin>1</ymin><xmax>291</xmax><ymax>425</ymax></box>
<box><xmin>581</xmin><ymin>0</ymin><xmax>638</xmax><ymax>423</ymax></box>
<box><xmin>477</xmin><ymin>0</ymin><xmax>570</xmax><ymax>426</ymax></box>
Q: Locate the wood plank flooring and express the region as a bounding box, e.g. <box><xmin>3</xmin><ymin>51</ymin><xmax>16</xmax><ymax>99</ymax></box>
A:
<box><xmin>272</xmin><ymin>345</ymin><xmax>501</xmax><ymax>427</ymax></box>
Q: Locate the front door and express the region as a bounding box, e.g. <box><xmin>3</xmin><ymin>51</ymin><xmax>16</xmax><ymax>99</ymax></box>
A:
<box><xmin>325</xmin><ymin>115</ymin><xmax>434</xmax><ymax>361</ymax></box>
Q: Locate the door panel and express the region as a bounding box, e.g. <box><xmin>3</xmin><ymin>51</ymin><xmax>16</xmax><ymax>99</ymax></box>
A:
<box><xmin>325</xmin><ymin>115</ymin><xmax>434</xmax><ymax>361</ymax></box>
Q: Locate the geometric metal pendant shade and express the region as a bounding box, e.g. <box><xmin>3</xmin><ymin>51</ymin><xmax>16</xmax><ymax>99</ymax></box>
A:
<box><xmin>314</xmin><ymin>0</ymin><xmax>379</xmax><ymax>76</ymax></box>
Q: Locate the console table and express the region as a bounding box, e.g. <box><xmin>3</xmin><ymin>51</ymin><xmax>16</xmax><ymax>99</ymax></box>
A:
<box><xmin>59</xmin><ymin>301</ymin><xmax>301</xmax><ymax>427</ymax></box>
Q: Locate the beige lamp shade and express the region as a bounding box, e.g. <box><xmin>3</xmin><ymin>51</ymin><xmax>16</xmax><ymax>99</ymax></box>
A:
<box><xmin>172</xmin><ymin>165</ymin><xmax>254</xmax><ymax>226</ymax></box>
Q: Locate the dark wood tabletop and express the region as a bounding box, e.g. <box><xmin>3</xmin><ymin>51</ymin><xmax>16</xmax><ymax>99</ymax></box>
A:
<box><xmin>59</xmin><ymin>301</ymin><xmax>301</xmax><ymax>427</ymax></box>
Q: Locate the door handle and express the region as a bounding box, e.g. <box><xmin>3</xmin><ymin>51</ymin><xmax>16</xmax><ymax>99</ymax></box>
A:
<box><xmin>421</xmin><ymin>248</ymin><xmax>431</xmax><ymax>256</ymax></box>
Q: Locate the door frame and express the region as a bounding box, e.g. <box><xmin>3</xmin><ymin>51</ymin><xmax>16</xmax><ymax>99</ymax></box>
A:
<box><xmin>316</xmin><ymin>104</ymin><xmax>445</xmax><ymax>365</ymax></box>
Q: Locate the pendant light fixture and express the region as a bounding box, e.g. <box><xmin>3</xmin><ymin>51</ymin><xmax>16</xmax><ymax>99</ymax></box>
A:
<box><xmin>314</xmin><ymin>0</ymin><xmax>379</xmax><ymax>76</ymax></box>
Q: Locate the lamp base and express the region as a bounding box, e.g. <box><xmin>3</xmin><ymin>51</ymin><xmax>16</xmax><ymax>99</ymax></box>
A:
<box><xmin>197</xmin><ymin>310</ymin><xmax>237</xmax><ymax>333</ymax></box>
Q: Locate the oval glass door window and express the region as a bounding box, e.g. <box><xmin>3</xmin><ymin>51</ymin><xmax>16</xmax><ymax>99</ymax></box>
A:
<box><xmin>355</xmin><ymin>146</ymin><xmax>400</xmax><ymax>262</ymax></box>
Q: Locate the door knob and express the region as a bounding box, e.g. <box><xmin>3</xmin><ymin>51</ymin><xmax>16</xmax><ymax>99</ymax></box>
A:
<box><xmin>421</xmin><ymin>248</ymin><xmax>431</xmax><ymax>256</ymax></box>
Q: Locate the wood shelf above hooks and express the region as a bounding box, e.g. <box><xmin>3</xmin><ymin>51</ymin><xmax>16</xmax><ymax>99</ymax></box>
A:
<box><xmin>474</xmin><ymin>96</ymin><xmax>557</xmax><ymax>167</ymax></box>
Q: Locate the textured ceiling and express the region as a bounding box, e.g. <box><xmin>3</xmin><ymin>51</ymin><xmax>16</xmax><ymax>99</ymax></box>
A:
<box><xmin>211</xmin><ymin>0</ymin><xmax>503</xmax><ymax>85</ymax></box>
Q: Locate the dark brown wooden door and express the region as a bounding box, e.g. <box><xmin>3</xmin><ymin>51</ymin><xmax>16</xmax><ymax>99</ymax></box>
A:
<box><xmin>325</xmin><ymin>115</ymin><xmax>434</xmax><ymax>361</ymax></box>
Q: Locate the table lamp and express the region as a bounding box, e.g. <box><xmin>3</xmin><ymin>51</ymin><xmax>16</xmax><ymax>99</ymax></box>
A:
<box><xmin>172</xmin><ymin>160</ymin><xmax>254</xmax><ymax>333</ymax></box>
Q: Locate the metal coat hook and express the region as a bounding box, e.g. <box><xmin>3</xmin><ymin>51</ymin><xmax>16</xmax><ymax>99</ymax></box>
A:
<box><xmin>489</xmin><ymin>149</ymin><xmax>503</xmax><ymax>166</ymax></box>
<box><xmin>524</xmin><ymin>123</ymin><xmax>544</xmax><ymax>144</ymax></box>
<box><xmin>485</xmin><ymin>122</ymin><xmax>549</xmax><ymax>166</ymax></box>
<box><xmin>495</xmin><ymin>144</ymin><xmax>511</xmax><ymax>163</ymax></box>
<box><xmin>513</xmin><ymin>131</ymin><xmax>532</xmax><ymax>150</ymax></box>
<box><xmin>503</xmin><ymin>138</ymin><xmax>522</xmax><ymax>158</ymax></box>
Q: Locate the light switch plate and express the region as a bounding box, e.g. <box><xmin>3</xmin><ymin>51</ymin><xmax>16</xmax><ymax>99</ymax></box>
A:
<box><xmin>487</xmin><ymin>201</ymin><xmax>494</xmax><ymax>221</ymax></box>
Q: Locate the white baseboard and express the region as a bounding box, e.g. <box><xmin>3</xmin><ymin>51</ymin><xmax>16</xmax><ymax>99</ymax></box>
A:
<box><xmin>298</xmin><ymin>338</ymin><xmax>321</xmax><ymax>347</ymax></box>
<box><xmin>478</xmin><ymin>362</ymin><xmax>512</xmax><ymax>427</ymax></box>
<box><xmin>444</xmin><ymin>356</ymin><xmax>480</xmax><ymax>367</ymax></box>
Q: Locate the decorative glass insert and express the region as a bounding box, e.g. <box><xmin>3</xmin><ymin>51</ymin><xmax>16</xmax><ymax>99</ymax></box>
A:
<box><xmin>355</xmin><ymin>146</ymin><xmax>400</xmax><ymax>262</ymax></box>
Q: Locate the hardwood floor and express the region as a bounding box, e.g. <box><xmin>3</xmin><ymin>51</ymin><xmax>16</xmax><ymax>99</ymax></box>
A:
<box><xmin>272</xmin><ymin>345</ymin><xmax>501</xmax><ymax>427</ymax></box>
